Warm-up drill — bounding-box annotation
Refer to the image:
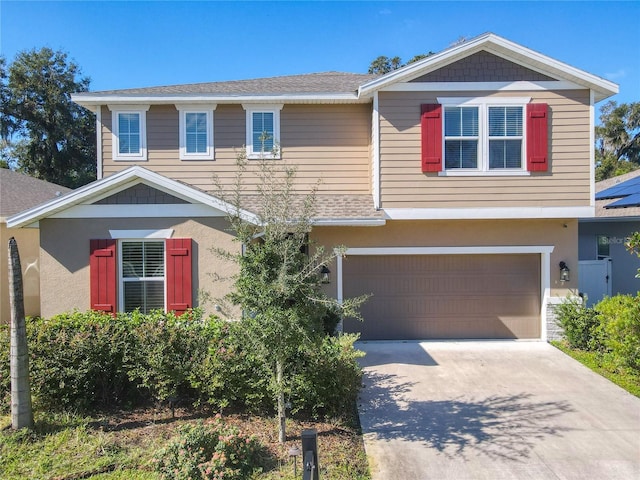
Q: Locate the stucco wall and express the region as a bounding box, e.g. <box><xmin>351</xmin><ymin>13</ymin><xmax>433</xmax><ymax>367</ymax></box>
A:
<box><xmin>1</xmin><ymin>224</ymin><xmax>41</xmax><ymax>323</ymax></box>
<box><xmin>38</xmin><ymin>217</ymin><xmax>240</xmax><ymax>319</ymax></box>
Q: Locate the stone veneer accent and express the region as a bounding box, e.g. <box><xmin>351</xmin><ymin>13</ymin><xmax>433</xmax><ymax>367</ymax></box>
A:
<box><xmin>546</xmin><ymin>301</ymin><xmax>564</xmax><ymax>342</ymax></box>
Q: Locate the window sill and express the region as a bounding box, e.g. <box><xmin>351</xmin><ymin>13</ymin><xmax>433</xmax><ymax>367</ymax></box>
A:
<box><xmin>180</xmin><ymin>155</ymin><xmax>215</xmax><ymax>161</ymax></box>
<box><xmin>113</xmin><ymin>156</ymin><xmax>148</xmax><ymax>162</ymax></box>
<box><xmin>437</xmin><ymin>170</ymin><xmax>530</xmax><ymax>177</ymax></box>
<box><xmin>247</xmin><ymin>153</ymin><xmax>281</xmax><ymax>160</ymax></box>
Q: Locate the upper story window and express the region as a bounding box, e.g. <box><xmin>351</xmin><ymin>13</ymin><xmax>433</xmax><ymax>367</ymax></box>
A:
<box><xmin>177</xmin><ymin>105</ymin><xmax>216</xmax><ymax>160</ymax></box>
<box><xmin>108</xmin><ymin>105</ymin><xmax>150</xmax><ymax>161</ymax></box>
<box><xmin>440</xmin><ymin>98</ymin><xmax>528</xmax><ymax>174</ymax></box>
<box><xmin>242</xmin><ymin>104</ymin><xmax>283</xmax><ymax>159</ymax></box>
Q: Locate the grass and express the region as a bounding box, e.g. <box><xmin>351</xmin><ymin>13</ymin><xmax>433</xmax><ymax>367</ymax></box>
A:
<box><xmin>551</xmin><ymin>340</ymin><xmax>640</xmax><ymax>397</ymax></box>
<box><xmin>0</xmin><ymin>408</ymin><xmax>370</xmax><ymax>480</ymax></box>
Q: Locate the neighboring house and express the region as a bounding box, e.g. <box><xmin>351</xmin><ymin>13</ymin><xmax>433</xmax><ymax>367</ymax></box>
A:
<box><xmin>0</xmin><ymin>169</ymin><xmax>70</xmax><ymax>323</ymax></box>
<box><xmin>7</xmin><ymin>33</ymin><xmax>618</xmax><ymax>341</ymax></box>
<box><xmin>579</xmin><ymin>169</ymin><xmax>640</xmax><ymax>306</ymax></box>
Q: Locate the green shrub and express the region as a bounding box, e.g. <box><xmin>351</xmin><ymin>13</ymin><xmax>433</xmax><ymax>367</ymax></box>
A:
<box><xmin>126</xmin><ymin>309</ymin><xmax>215</xmax><ymax>403</ymax></box>
<box><xmin>28</xmin><ymin>311</ymin><xmax>138</xmax><ymax>410</ymax></box>
<box><xmin>556</xmin><ymin>296</ymin><xmax>601</xmax><ymax>350</ymax></box>
<box><xmin>290</xmin><ymin>333</ymin><xmax>364</xmax><ymax>419</ymax></box>
<box><xmin>596</xmin><ymin>294</ymin><xmax>640</xmax><ymax>372</ymax></box>
<box><xmin>192</xmin><ymin>320</ymin><xmax>272</xmax><ymax>413</ymax></box>
<box><xmin>153</xmin><ymin>417</ymin><xmax>263</xmax><ymax>480</ymax></box>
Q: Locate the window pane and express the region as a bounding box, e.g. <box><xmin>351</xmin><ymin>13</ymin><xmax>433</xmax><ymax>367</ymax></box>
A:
<box><xmin>445</xmin><ymin>140</ymin><xmax>478</xmax><ymax>169</ymax></box>
<box><xmin>118</xmin><ymin>113</ymin><xmax>141</xmax><ymax>154</ymax></box>
<box><xmin>489</xmin><ymin>139</ymin><xmax>522</xmax><ymax>169</ymax></box>
<box><xmin>252</xmin><ymin>112</ymin><xmax>274</xmax><ymax>152</ymax></box>
<box><xmin>489</xmin><ymin>106</ymin><xmax>522</xmax><ymax>137</ymax></box>
<box><xmin>597</xmin><ymin>235</ymin><xmax>610</xmax><ymax>258</ymax></box>
<box><xmin>185</xmin><ymin>112</ymin><xmax>207</xmax><ymax>153</ymax></box>
<box><xmin>445</xmin><ymin>107</ymin><xmax>478</xmax><ymax>137</ymax></box>
<box><xmin>124</xmin><ymin>281</ymin><xmax>164</xmax><ymax>313</ymax></box>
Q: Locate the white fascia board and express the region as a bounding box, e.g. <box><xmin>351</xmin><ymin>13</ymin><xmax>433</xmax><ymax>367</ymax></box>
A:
<box><xmin>383</xmin><ymin>206</ymin><xmax>594</xmax><ymax>220</ymax></box>
<box><xmin>72</xmin><ymin>93</ymin><xmax>366</xmax><ymax>108</ymax></box>
<box><xmin>311</xmin><ymin>218</ymin><xmax>386</xmax><ymax>227</ymax></box>
<box><xmin>343</xmin><ymin>245</ymin><xmax>555</xmax><ymax>255</ymax></box>
<box><xmin>358</xmin><ymin>33</ymin><xmax>618</xmax><ymax>101</ymax></box>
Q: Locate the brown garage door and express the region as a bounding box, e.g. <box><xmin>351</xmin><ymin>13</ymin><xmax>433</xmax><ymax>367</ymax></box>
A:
<box><xmin>342</xmin><ymin>254</ymin><xmax>540</xmax><ymax>340</ymax></box>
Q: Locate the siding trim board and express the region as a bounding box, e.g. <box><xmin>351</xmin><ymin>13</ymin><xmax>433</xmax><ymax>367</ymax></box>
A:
<box><xmin>384</xmin><ymin>206</ymin><xmax>594</xmax><ymax>220</ymax></box>
<box><xmin>384</xmin><ymin>81</ymin><xmax>583</xmax><ymax>92</ymax></box>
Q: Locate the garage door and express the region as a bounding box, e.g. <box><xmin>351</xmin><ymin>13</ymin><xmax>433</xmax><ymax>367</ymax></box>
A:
<box><xmin>342</xmin><ymin>254</ymin><xmax>540</xmax><ymax>340</ymax></box>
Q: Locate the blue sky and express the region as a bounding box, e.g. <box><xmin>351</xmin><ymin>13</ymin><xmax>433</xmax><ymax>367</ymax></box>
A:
<box><xmin>1</xmin><ymin>1</ymin><xmax>639</xmax><ymax>109</ymax></box>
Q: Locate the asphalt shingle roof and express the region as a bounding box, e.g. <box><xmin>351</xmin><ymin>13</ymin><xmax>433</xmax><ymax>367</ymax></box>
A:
<box><xmin>75</xmin><ymin>72</ymin><xmax>380</xmax><ymax>97</ymax></box>
<box><xmin>0</xmin><ymin>169</ymin><xmax>71</xmax><ymax>219</ymax></box>
<box><xmin>239</xmin><ymin>193</ymin><xmax>384</xmax><ymax>222</ymax></box>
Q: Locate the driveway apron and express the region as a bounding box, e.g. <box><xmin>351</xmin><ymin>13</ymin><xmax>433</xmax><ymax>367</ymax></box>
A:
<box><xmin>356</xmin><ymin>341</ymin><xmax>640</xmax><ymax>480</ymax></box>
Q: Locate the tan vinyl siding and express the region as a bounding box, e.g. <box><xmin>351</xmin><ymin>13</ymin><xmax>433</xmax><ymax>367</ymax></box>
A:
<box><xmin>101</xmin><ymin>104</ymin><xmax>371</xmax><ymax>194</ymax></box>
<box><xmin>378</xmin><ymin>89</ymin><xmax>591</xmax><ymax>208</ymax></box>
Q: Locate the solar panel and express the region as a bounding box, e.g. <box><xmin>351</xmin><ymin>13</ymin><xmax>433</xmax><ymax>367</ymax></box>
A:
<box><xmin>596</xmin><ymin>176</ymin><xmax>640</xmax><ymax>200</ymax></box>
<box><xmin>605</xmin><ymin>193</ymin><xmax>640</xmax><ymax>208</ymax></box>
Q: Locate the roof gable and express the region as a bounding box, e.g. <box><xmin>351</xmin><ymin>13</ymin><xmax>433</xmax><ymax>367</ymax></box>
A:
<box><xmin>359</xmin><ymin>33</ymin><xmax>618</xmax><ymax>102</ymax></box>
<box><xmin>410</xmin><ymin>51</ymin><xmax>554</xmax><ymax>83</ymax></box>
<box><xmin>6</xmin><ymin>166</ymin><xmax>259</xmax><ymax>228</ymax></box>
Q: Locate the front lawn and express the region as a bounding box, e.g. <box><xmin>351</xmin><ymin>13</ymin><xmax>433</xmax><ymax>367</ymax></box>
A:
<box><xmin>551</xmin><ymin>340</ymin><xmax>640</xmax><ymax>398</ymax></box>
<box><xmin>0</xmin><ymin>407</ymin><xmax>370</xmax><ymax>480</ymax></box>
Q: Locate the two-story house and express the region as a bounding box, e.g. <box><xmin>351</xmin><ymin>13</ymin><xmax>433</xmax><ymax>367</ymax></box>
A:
<box><xmin>7</xmin><ymin>33</ymin><xmax>618</xmax><ymax>341</ymax></box>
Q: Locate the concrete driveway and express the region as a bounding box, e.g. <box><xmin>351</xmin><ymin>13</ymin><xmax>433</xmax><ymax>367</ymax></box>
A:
<box><xmin>356</xmin><ymin>341</ymin><xmax>640</xmax><ymax>480</ymax></box>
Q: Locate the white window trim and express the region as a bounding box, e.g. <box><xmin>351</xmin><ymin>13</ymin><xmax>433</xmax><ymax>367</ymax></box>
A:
<box><xmin>437</xmin><ymin>97</ymin><xmax>531</xmax><ymax>176</ymax></box>
<box><xmin>108</xmin><ymin>104</ymin><xmax>150</xmax><ymax>161</ymax></box>
<box><xmin>177</xmin><ymin>105</ymin><xmax>216</xmax><ymax>160</ymax></box>
<box><xmin>242</xmin><ymin>104</ymin><xmax>283</xmax><ymax>159</ymax></box>
<box><xmin>118</xmin><ymin>238</ymin><xmax>166</xmax><ymax>313</ymax></box>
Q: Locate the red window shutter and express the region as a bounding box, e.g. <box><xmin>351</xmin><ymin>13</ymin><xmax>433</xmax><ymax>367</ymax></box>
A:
<box><xmin>166</xmin><ymin>238</ymin><xmax>192</xmax><ymax>316</ymax></box>
<box><xmin>421</xmin><ymin>104</ymin><xmax>443</xmax><ymax>172</ymax></box>
<box><xmin>90</xmin><ymin>239</ymin><xmax>117</xmax><ymax>315</ymax></box>
<box><xmin>527</xmin><ymin>103</ymin><xmax>549</xmax><ymax>172</ymax></box>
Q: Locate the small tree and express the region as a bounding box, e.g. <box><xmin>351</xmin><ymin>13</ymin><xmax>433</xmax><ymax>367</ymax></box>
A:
<box><xmin>213</xmin><ymin>146</ymin><xmax>365</xmax><ymax>443</ymax></box>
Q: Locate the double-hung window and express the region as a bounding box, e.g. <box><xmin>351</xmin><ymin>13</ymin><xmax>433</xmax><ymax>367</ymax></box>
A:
<box><xmin>438</xmin><ymin>97</ymin><xmax>530</xmax><ymax>175</ymax></box>
<box><xmin>109</xmin><ymin>105</ymin><xmax>149</xmax><ymax>161</ymax></box>
<box><xmin>242</xmin><ymin>104</ymin><xmax>283</xmax><ymax>158</ymax></box>
<box><xmin>177</xmin><ymin>106</ymin><xmax>216</xmax><ymax>160</ymax></box>
<box><xmin>120</xmin><ymin>240</ymin><xmax>165</xmax><ymax>313</ymax></box>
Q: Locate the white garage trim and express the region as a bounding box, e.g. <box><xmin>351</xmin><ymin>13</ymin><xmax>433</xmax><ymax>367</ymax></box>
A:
<box><xmin>336</xmin><ymin>245</ymin><xmax>554</xmax><ymax>340</ymax></box>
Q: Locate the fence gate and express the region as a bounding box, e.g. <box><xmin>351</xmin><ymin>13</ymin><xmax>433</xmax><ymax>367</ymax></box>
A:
<box><xmin>579</xmin><ymin>259</ymin><xmax>612</xmax><ymax>306</ymax></box>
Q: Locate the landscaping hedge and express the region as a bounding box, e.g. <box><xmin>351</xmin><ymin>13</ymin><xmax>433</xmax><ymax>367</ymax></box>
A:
<box><xmin>0</xmin><ymin>310</ymin><xmax>364</xmax><ymax>418</ymax></box>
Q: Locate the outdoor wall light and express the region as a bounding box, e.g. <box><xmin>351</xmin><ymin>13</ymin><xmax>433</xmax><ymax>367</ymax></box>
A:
<box><xmin>559</xmin><ymin>261</ymin><xmax>570</xmax><ymax>282</ymax></box>
<box><xmin>320</xmin><ymin>265</ymin><xmax>331</xmax><ymax>284</ymax></box>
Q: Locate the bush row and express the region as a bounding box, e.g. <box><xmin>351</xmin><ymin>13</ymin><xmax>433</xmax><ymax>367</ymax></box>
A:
<box><xmin>0</xmin><ymin>310</ymin><xmax>363</xmax><ymax>418</ymax></box>
<box><xmin>556</xmin><ymin>293</ymin><xmax>640</xmax><ymax>371</ymax></box>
